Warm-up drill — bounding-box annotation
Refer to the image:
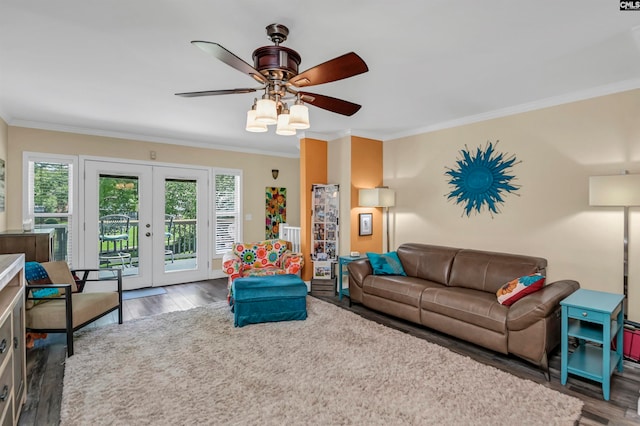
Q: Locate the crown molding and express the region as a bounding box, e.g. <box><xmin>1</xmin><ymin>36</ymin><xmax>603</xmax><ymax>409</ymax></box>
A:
<box><xmin>8</xmin><ymin>119</ymin><xmax>300</xmax><ymax>158</ymax></box>
<box><xmin>383</xmin><ymin>79</ymin><xmax>640</xmax><ymax>142</ymax></box>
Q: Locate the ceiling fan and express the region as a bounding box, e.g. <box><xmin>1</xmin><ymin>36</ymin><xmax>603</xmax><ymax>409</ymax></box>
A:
<box><xmin>176</xmin><ymin>23</ymin><xmax>369</xmax><ymax>134</ymax></box>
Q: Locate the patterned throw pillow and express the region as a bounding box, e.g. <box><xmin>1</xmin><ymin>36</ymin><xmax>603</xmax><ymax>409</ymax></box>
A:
<box><xmin>25</xmin><ymin>262</ymin><xmax>61</xmax><ymax>309</ymax></box>
<box><xmin>496</xmin><ymin>273</ymin><xmax>545</xmax><ymax>306</ymax></box>
<box><xmin>366</xmin><ymin>252</ymin><xmax>407</xmax><ymax>276</ymax></box>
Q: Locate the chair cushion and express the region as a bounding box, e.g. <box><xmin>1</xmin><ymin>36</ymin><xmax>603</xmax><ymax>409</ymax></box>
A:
<box><xmin>26</xmin><ymin>292</ymin><xmax>119</xmax><ymax>330</ymax></box>
<box><xmin>25</xmin><ymin>261</ymin><xmax>78</xmax><ymax>310</ymax></box>
<box><xmin>40</xmin><ymin>261</ymin><xmax>78</xmax><ymax>293</ymax></box>
<box><xmin>233</xmin><ymin>240</ymin><xmax>290</xmax><ymax>269</ymax></box>
<box><xmin>244</xmin><ymin>267</ymin><xmax>288</xmax><ymax>277</ymax></box>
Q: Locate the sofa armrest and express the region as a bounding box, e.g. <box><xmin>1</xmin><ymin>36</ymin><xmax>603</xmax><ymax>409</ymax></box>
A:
<box><xmin>346</xmin><ymin>259</ymin><xmax>373</xmax><ymax>289</ymax></box>
<box><xmin>507</xmin><ymin>279</ymin><xmax>580</xmax><ymax>330</ymax></box>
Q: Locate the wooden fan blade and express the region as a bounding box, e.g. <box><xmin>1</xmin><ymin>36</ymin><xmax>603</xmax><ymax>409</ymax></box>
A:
<box><xmin>191</xmin><ymin>41</ymin><xmax>267</xmax><ymax>84</ymax></box>
<box><xmin>175</xmin><ymin>88</ymin><xmax>258</xmax><ymax>97</ymax></box>
<box><xmin>289</xmin><ymin>52</ymin><xmax>368</xmax><ymax>87</ymax></box>
<box><xmin>299</xmin><ymin>92</ymin><xmax>362</xmax><ymax>116</ymax></box>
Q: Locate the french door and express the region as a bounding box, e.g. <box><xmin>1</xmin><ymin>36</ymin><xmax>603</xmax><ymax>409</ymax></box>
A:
<box><xmin>83</xmin><ymin>160</ymin><xmax>210</xmax><ymax>289</ymax></box>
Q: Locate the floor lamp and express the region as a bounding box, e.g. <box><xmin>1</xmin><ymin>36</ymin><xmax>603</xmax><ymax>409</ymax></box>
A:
<box><xmin>359</xmin><ymin>187</ymin><xmax>396</xmax><ymax>252</ymax></box>
<box><xmin>589</xmin><ymin>173</ymin><xmax>640</xmax><ymax>323</ymax></box>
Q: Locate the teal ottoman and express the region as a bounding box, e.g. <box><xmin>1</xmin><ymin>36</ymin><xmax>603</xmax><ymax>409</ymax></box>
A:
<box><xmin>231</xmin><ymin>274</ymin><xmax>307</xmax><ymax>327</ymax></box>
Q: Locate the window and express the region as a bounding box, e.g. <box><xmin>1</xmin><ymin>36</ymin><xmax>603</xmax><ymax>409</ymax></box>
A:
<box><xmin>24</xmin><ymin>154</ymin><xmax>77</xmax><ymax>262</ymax></box>
<box><xmin>214</xmin><ymin>170</ymin><xmax>241</xmax><ymax>255</ymax></box>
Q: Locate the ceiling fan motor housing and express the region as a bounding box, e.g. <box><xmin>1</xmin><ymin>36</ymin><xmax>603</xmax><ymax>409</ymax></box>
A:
<box><xmin>253</xmin><ymin>46</ymin><xmax>301</xmax><ymax>82</ymax></box>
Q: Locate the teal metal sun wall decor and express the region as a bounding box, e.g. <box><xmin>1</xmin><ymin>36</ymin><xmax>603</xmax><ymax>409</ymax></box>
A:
<box><xmin>445</xmin><ymin>140</ymin><xmax>521</xmax><ymax>217</ymax></box>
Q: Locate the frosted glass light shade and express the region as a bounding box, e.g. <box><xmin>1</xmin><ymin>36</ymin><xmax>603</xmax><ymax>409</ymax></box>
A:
<box><xmin>245</xmin><ymin>109</ymin><xmax>267</xmax><ymax>132</ymax></box>
<box><xmin>288</xmin><ymin>104</ymin><xmax>310</xmax><ymax>129</ymax></box>
<box><xmin>276</xmin><ymin>113</ymin><xmax>296</xmax><ymax>136</ymax></box>
<box><xmin>359</xmin><ymin>188</ymin><xmax>395</xmax><ymax>207</ymax></box>
<box><xmin>589</xmin><ymin>174</ymin><xmax>640</xmax><ymax>206</ymax></box>
<box><xmin>255</xmin><ymin>98</ymin><xmax>277</xmax><ymax>124</ymax></box>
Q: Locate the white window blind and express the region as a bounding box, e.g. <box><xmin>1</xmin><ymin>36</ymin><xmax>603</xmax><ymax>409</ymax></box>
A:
<box><xmin>214</xmin><ymin>171</ymin><xmax>241</xmax><ymax>255</ymax></box>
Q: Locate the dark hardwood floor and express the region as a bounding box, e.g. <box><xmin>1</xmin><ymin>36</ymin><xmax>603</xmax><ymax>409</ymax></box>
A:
<box><xmin>19</xmin><ymin>279</ymin><xmax>640</xmax><ymax>425</ymax></box>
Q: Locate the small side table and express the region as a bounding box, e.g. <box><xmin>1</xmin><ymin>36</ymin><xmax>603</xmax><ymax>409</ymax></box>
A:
<box><xmin>560</xmin><ymin>289</ymin><xmax>624</xmax><ymax>401</ymax></box>
<box><xmin>338</xmin><ymin>255</ymin><xmax>367</xmax><ymax>302</ymax></box>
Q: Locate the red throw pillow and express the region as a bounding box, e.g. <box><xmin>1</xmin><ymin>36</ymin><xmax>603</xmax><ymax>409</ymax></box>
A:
<box><xmin>496</xmin><ymin>273</ymin><xmax>545</xmax><ymax>306</ymax></box>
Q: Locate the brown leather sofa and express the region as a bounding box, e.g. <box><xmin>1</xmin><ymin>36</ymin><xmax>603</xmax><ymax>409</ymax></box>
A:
<box><xmin>347</xmin><ymin>243</ymin><xmax>579</xmax><ymax>378</ymax></box>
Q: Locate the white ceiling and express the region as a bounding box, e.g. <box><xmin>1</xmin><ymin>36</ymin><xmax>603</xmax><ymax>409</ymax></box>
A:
<box><xmin>1</xmin><ymin>1</ymin><xmax>640</xmax><ymax>157</ymax></box>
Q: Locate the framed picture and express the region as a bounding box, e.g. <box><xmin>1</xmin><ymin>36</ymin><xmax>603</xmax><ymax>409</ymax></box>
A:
<box><xmin>359</xmin><ymin>213</ymin><xmax>373</xmax><ymax>236</ymax></box>
<box><xmin>313</xmin><ymin>261</ymin><xmax>333</xmax><ymax>279</ymax></box>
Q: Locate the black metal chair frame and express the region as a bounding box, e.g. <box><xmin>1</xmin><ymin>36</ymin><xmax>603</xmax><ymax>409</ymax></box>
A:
<box><xmin>25</xmin><ymin>267</ymin><xmax>123</xmax><ymax>356</ymax></box>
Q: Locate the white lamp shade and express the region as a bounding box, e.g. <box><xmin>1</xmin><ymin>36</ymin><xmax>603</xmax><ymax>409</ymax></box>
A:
<box><xmin>276</xmin><ymin>113</ymin><xmax>296</xmax><ymax>136</ymax></box>
<box><xmin>288</xmin><ymin>104</ymin><xmax>310</xmax><ymax>129</ymax></box>
<box><xmin>359</xmin><ymin>187</ymin><xmax>395</xmax><ymax>207</ymax></box>
<box><xmin>245</xmin><ymin>109</ymin><xmax>267</xmax><ymax>132</ymax></box>
<box><xmin>589</xmin><ymin>174</ymin><xmax>640</xmax><ymax>206</ymax></box>
<box><xmin>255</xmin><ymin>98</ymin><xmax>277</xmax><ymax>125</ymax></box>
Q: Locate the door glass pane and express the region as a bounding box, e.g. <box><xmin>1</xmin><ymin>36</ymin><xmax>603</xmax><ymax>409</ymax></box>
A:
<box><xmin>98</xmin><ymin>175</ymin><xmax>139</xmax><ymax>276</ymax></box>
<box><xmin>165</xmin><ymin>178</ymin><xmax>197</xmax><ymax>272</ymax></box>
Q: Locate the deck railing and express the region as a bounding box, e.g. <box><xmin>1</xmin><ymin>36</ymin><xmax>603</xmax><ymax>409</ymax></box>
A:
<box><xmin>100</xmin><ymin>219</ymin><xmax>198</xmax><ymax>263</ymax></box>
<box><xmin>40</xmin><ymin>219</ymin><xmax>201</xmax><ymax>264</ymax></box>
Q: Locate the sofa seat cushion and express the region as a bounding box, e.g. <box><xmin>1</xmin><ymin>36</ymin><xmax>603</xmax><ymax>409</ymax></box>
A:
<box><xmin>420</xmin><ymin>287</ymin><xmax>508</xmax><ymax>333</ymax></box>
<box><xmin>26</xmin><ymin>292</ymin><xmax>119</xmax><ymax>330</ymax></box>
<box><xmin>363</xmin><ymin>276</ymin><xmax>442</xmax><ymax>307</ymax></box>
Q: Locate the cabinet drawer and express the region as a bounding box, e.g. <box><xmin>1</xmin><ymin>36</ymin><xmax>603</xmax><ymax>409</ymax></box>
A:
<box><xmin>0</xmin><ymin>316</ymin><xmax>11</xmax><ymax>369</ymax></box>
<box><xmin>0</xmin><ymin>353</ymin><xmax>13</xmax><ymax>420</ymax></box>
<box><xmin>567</xmin><ymin>306</ymin><xmax>607</xmax><ymax>324</ymax></box>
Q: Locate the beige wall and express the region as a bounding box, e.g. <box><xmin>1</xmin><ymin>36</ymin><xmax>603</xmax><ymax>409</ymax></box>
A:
<box><xmin>328</xmin><ymin>135</ymin><xmax>351</xmax><ymax>256</ymax></box>
<box><xmin>0</xmin><ymin>118</ymin><xmax>6</xmax><ymax>231</ymax></box>
<box><xmin>6</xmin><ymin>126</ymin><xmax>301</xmax><ymax>270</ymax></box>
<box><xmin>384</xmin><ymin>89</ymin><xmax>640</xmax><ymax>322</ymax></box>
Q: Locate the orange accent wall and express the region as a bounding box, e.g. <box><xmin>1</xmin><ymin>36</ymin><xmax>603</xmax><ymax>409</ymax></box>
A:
<box><xmin>350</xmin><ymin>136</ymin><xmax>383</xmax><ymax>254</ymax></box>
<box><xmin>300</xmin><ymin>137</ymin><xmax>327</xmax><ymax>281</ymax></box>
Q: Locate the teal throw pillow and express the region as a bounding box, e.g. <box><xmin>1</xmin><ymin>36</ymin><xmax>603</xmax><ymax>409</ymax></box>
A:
<box><xmin>366</xmin><ymin>252</ymin><xmax>407</xmax><ymax>276</ymax></box>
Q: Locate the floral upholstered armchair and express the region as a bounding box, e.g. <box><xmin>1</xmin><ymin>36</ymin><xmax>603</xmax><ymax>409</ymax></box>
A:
<box><xmin>222</xmin><ymin>239</ymin><xmax>304</xmax><ymax>301</ymax></box>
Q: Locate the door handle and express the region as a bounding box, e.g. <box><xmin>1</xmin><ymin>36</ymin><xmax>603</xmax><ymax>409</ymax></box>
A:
<box><xmin>145</xmin><ymin>232</ymin><xmax>151</xmax><ymax>237</ymax></box>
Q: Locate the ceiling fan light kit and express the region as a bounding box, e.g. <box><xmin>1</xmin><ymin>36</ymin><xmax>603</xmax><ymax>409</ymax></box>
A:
<box><xmin>176</xmin><ymin>23</ymin><xmax>369</xmax><ymax>136</ymax></box>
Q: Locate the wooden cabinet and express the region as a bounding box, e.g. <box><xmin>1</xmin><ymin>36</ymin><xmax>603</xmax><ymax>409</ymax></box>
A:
<box><xmin>0</xmin><ymin>230</ymin><xmax>54</xmax><ymax>263</ymax></box>
<box><xmin>0</xmin><ymin>254</ymin><xmax>26</xmax><ymax>425</ymax></box>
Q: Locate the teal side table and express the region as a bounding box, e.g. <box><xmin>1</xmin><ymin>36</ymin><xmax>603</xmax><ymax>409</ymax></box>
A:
<box><xmin>560</xmin><ymin>289</ymin><xmax>624</xmax><ymax>401</ymax></box>
<box><xmin>338</xmin><ymin>255</ymin><xmax>367</xmax><ymax>302</ymax></box>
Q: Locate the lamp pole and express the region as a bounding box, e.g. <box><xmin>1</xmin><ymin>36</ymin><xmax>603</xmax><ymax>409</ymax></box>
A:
<box><xmin>385</xmin><ymin>206</ymin><xmax>391</xmax><ymax>253</ymax></box>
<box><xmin>624</xmin><ymin>206</ymin><xmax>629</xmax><ymax>320</ymax></box>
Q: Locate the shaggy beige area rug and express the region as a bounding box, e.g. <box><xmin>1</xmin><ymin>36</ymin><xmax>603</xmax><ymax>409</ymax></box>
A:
<box><xmin>61</xmin><ymin>298</ymin><xmax>583</xmax><ymax>425</ymax></box>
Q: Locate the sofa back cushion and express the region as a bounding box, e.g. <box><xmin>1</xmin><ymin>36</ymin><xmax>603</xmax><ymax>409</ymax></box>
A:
<box><xmin>396</xmin><ymin>244</ymin><xmax>460</xmax><ymax>285</ymax></box>
<box><xmin>448</xmin><ymin>249</ymin><xmax>547</xmax><ymax>293</ymax></box>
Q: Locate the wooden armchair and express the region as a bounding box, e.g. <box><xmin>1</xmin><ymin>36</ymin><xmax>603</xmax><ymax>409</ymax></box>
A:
<box><xmin>25</xmin><ymin>261</ymin><xmax>123</xmax><ymax>356</ymax></box>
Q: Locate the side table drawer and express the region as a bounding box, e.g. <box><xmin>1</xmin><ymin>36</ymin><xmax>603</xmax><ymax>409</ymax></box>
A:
<box><xmin>567</xmin><ymin>306</ymin><xmax>606</xmax><ymax>324</ymax></box>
